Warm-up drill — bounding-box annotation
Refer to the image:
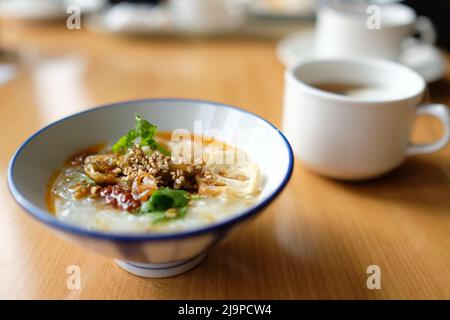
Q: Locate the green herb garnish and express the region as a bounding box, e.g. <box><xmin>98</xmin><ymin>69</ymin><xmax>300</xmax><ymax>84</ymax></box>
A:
<box><xmin>140</xmin><ymin>188</ymin><xmax>190</xmax><ymax>223</ymax></box>
<box><xmin>112</xmin><ymin>114</ymin><xmax>170</xmax><ymax>155</ymax></box>
<box><xmin>140</xmin><ymin>188</ymin><xmax>189</xmax><ymax>213</ymax></box>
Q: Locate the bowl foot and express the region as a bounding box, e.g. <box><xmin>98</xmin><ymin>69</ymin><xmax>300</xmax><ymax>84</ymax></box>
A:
<box><xmin>115</xmin><ymin>253</ymin><xmax>207</xmax><ymax>278</ymax></box>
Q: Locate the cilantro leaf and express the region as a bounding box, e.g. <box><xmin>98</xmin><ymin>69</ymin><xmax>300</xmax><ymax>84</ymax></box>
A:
<box><xmin>140</xmin><ymin>188</ymin><xmax>190</xmax><ymax>223</ymax></box>
<box><xmin>140</xmin><ymin>188</ymin><xmax>189</xmax><ymax>213</ymax></box>
<box><xmin>156</xmin><ymin>144</ymin><xmax>171</xmax><ymax>156</ymax></box>
<box><xmin>112</xmin><ymin>128</ymin><xmax>139</xmax><ymax>154</ymax></box>
<box><xmin>112</xmin><ymin>114</ymin><xmax>169</xmax><ymax>154</ymax></box>
<box><xmin>135</xmin><ymin>114</ymin><xmax>157</xmax><ymax>150</ymax></box>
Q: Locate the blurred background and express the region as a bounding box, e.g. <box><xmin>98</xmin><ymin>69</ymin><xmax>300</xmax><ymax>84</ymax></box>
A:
<box><xmin>0</xmin><ymin>0</ymin><xmax>449</xmax><ymax>124</ymax></box>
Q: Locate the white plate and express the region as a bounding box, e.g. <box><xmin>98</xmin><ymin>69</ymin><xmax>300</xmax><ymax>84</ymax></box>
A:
<box><xmin>86</xmin><ymin>3</ymin><xmax>244</xmax><ymax>36</ymax></box>
<box><xmin>277</xmin><ymin>29</ymin><xmax>447</xmax><ymax>83</ymax></box>
<box><xmin>0</xmin><ymin>0</ymin><xmax>106</xmax><ymax>21</ymax></box>
<box><xmin>86</xmin><ymin>3</ymin><xmax>171</xmax><ymax>35</ymax></box>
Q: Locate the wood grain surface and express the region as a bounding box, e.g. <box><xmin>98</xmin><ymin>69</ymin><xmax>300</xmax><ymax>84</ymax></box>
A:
<box><xmin>0</xmin><ymin>22</ymin><xmax>449</xmax><ymax>299</ymax></box>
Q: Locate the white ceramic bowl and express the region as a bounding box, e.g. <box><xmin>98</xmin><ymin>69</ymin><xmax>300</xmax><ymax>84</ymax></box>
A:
<box><xmin>8</xmin><ymin>99</ymin><xmax>293</xmax><ymax>277</ymax></box>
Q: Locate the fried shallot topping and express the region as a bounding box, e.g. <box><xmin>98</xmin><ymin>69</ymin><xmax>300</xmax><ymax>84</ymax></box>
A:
<box><xmin>80</xmin><ymin>144</ymin><xmax>203</xmax><ymax>196</ymax></box>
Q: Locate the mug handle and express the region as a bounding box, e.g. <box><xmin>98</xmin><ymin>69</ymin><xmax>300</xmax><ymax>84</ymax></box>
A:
<box><xmin>415</xmin><ymin>16</ymin><xmax>436</xmax><ymax>45</ymax></box>
<box><xmin>407</xmin><ymin>104</ymin><xmax>450</xmax><ymax>156</ymax></box>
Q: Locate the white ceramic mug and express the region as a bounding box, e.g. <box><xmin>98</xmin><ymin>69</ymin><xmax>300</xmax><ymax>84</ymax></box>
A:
<box><xmin>282</xmin><ymin>58</ymin><xmax>450</xmax><ymax>180</ymax></box>
<box><xmin>315</xmin><ymin>2</ymin><xmax>436</xmax><ymax>60</ymax></box>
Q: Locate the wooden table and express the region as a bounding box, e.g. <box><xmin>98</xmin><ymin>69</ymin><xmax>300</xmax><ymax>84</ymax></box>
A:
<box><xmin>0</xmin><ymin>23</ymin><xmax>449</xmax><ymax>300</ymax></box>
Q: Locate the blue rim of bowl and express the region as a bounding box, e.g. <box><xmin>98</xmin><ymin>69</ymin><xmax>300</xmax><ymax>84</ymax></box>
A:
<box><xmin>7</xmin><ymin>98</ymin><xmax>294</xmax><ymax>242</ymax></box>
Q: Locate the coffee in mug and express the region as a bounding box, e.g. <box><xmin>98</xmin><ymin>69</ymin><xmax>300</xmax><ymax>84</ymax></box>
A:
<box><xmin>310</xmin><ymin>82</ymin><xmax>400</xmax><ymax>100</ymax></box>
<box><xmin>282</xmin><ymin>57</ymin><xmax>450</xmax><ymax>180</ymax></box>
